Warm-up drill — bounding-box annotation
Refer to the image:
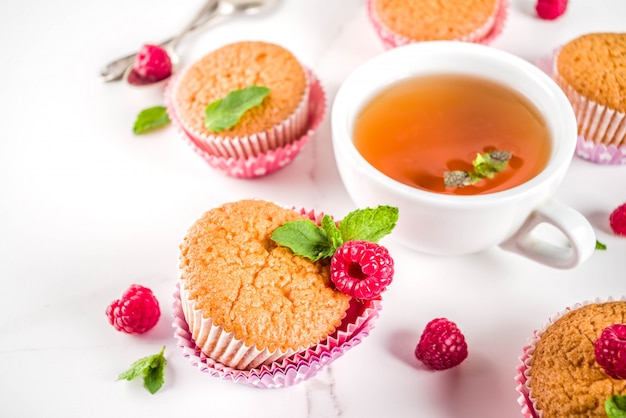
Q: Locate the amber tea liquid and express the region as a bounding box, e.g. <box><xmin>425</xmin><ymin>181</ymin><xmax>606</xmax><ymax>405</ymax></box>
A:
<box><xmin>353</xmin><ymin>74</ymin><xmax>551</xmax><ymax>195</ymax></box>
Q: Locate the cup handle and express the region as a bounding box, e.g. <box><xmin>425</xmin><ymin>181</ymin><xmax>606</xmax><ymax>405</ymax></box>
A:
<box><xmin>499</xmin><ymin>199</ymin><xmax>596</xmax><ymax>269</ymax></box>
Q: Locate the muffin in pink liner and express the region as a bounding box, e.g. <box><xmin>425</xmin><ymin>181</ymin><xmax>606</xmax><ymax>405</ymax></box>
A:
<box><xmin>367</xmin><ymin>0</ymin><xmax>509</xmax><ymax>50</ymax></box>
<box><xmin>178</xmin><ymin>200</ymin><xmax>354</xmax><ymax>371</ymax></box>
<box><xmin>166</xmin><ymin>69</ymin><xmax>326</xmax><ymax>178</ymax></box>
<box><xmin>173</xmin><ymin>285</ymin><xmax>383</xmax><ymax>388</ymax></box>
<box><xmin>549</xmin><ymin>33</ymin><xmax>626</xmax><ymax>165</ymax></box>
<box><xmin>165</xmin><ymin>41</ymin><xmax>319</xmax><ymax>177</ymax></box>
<box><xmin>515</xmin><ymin>297</ymin><xmax>626</xmax><ymax>417</ymax></box>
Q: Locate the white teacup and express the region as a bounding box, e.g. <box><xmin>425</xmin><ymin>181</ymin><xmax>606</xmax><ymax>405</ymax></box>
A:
<box><xmin>331</xmin><ymin>41</ymin><xmax>596</xmax><ymax>269</ymax></box>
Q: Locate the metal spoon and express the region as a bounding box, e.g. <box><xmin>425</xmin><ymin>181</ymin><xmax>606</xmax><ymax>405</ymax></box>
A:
<box><xmin>100</xmin><ymin>0</ymin><xmax>281</xmax><ymax>83</ymax></box>
<box><xmin>99</xmin><ymin>0</ymin><xmax>219</xmax><ymax>83</ymax></box>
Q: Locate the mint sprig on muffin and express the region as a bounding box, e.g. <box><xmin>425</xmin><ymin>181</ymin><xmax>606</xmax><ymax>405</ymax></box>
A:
<box><xmin>272</xmin><ymin>205</ymin><xmax>398</xmax><ymax>262</ymax></box>
<box><xmin>272</xmin><ymin>205</ymin><xmax>398</xmax><ymax>300</ymax></box>
<box><xmin>606</xmin><ymin>395</ymin><xmax>626</xmax><ymax>418</ymax></box>
<box><xmin>204</xmin><ymin>85</ymin><xmax>270</xmax><ymax>132</ymax></box>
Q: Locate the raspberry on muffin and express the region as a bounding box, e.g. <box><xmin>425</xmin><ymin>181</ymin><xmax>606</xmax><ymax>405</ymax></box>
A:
<box><xmin>518</xmin><ymin>301</ymin><xmax>626</xmax><ymax>417</ymax></box>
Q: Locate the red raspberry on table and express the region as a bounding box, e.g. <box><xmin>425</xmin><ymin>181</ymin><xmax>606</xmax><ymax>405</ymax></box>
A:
<box><xmin>415</xmin><ymin>318</ymin><xmax>468</xmax><ymax>370</ymax></box>
<box><xmin>330</xmin><ymin>240</ymin><xmax>394</xmax><ymax>300</ymax></box>
<box><xmin>594</xmin><ymin>324</ymin><xmax>626</xmax><ymax>379</ymax></box>
<box><xmin>133</xmin><ymin>44</ymin><xmax>172</xmax><ymax>81</ymax></box>
<box><xmin>535</xmin><ymin>0</ymin><xmax>568</xmax><ymax>20</ymax></box>
<box><xmin>610</xmin><ymin>202</ymin><xmax>626</xmax><ymax>236</ymax></box>
<box><xmin>106</xmin><ymin>284</ymin><xmax>160</xmax><ymax>334</ymax></box>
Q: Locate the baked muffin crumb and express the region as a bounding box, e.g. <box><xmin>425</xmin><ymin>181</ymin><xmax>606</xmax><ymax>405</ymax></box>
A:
<box><xmin>529</xmin><ymin>302</ymin><xmax>626</xmax><ymax>417</ymax></box>
<box><xmin>174</xmin><ymin>41</ymin><xmax>307</xmax><ymax>137</ymax></box>
<box><xmin>179</xmin><ymin>200</ymin><xmax>350</xmax><ymax>354</ymax></box>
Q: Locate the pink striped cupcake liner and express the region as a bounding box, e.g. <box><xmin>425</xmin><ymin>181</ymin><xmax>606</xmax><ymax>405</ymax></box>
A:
<box><xmin>536</xmin><ymin>49</ymin><xmax>626</xmax><ymax>165</ymax></box>
<box><xmin>173</xmin><ymin>288</ymin><xmax>382</xmax><ymax>388</ymax></box>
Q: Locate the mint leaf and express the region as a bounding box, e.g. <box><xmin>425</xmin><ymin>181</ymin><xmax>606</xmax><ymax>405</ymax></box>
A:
<box><xmin>606</xmin><ymin>395</ymin><xmax>626</xmax><ymax>418</ymax></box>
<box><xmin>321</xmin><ymin>215</ymin><xmax>343</xmax><ymax>250</ymax></box>
<box><xmin>596</xmin><ymin>240</ymin><xmax>607</xmax><ymax>250</ymax></box>
<box><xmin>271</xmin><ymin>219</ymin><xmax>334</xmax><ymax>262</ymax></box>
<box><xmin>133</xmin><ymin>106</ymin><xmax>171</xmax><ymax>134</ymax></box>
<box><xmin>444</xmin><ymin>150</ymin><xmax>512</xmax><ymax>188</ymax></box>
<box><xmin>117</xmin><ymin>346</ymin><xmax>166</xmax><ymax>394</ymax></box>
<box><xmin>204</xmin><ymin>86</ymin><xmax>270</xmax><ymax>132</ymax></box>
<box><xmin>144</xmin><ymin>352</ymin><xmax>166</xmax><ymax>394</ymax></box>
<box><xmin>272</xmin><ymin>206</ymin><xmax>398</xmax><ymax>261</ymax></box>
<box><xmin>339</xmin><ymin>206</ymin><xmax>399</xmax><ymax>243</ymax></box>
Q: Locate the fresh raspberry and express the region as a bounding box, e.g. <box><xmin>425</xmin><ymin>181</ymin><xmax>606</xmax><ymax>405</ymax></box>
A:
<box><xmin>330</xmin><ymin>240</ymin><xmax>394</xmax><ymax>300</ymax></box>
<box><xmin>610</xmin><ymin>202</ymin><xmax>626</xmax><ymax>236</ymax></box>
<box><xmin>133</xmin><ymin>44</ymin><xmax>172</xmax><ymax>81</ymax></box>
<box><xmin>415</xmin><ymin>318</ymin><xmax>468</xmax><ymax>370</ymax></box>
<box><xmin>535</xmin><ymin>0</ymin><xmax>568</xmax><ymax>20</ymax></box>
<box><xmin>106</xmin><ymin>284</ymin><xmax>160</xmax><ymax>334</ymax></box>
<box><xmin>594</xmin><ymin>324</ymin><xmax>626</xmax><ymax>379</ymax></box>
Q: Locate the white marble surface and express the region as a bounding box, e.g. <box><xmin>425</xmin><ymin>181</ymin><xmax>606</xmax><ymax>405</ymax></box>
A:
<box><xmin>1</xmin><ymin>1</ymin><xmax>625</xmax><ymax>417</ymax></box>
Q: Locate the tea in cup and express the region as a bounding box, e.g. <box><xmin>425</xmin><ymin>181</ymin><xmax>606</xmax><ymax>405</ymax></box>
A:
<box><xmin>331</xmin><ymin>41</ymin><xmax>596</xmax><ymax>269</ymax></box>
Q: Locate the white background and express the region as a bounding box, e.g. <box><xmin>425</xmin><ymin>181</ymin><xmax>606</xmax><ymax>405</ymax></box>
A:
<box><xmin>1</xmin><ymin>0</ymin><xmax>625</xmax><ymax>417</ymax></box>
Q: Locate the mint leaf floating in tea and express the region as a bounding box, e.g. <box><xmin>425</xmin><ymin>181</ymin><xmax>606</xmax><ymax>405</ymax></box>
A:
<box><xmin>117</xmin><ymin>346</ymin><xmax>166</xmax><ymax>394</ymax></box>
<box><xmin>606</xmin><ymin>395</ymin><xmax>626</xmax><ymax>418</ymax></box>
<box><xmin>272</xmin><ymin>206</ymin><xmax>398</xmax><ymax>261</ymax></box>
<box><xmin>133</xmin><ymin>106</ymin><xmax>171</xmax><ymax>134</ymax></box>
<box><xmin>444</xmin><ymin>150</ymin><xmax>512</xmax><ymax>188</ymax></box>
<box><xmin>204</xmin><ymin>85</ymin><xmax>270</xmax><ymax>133</ymax></box>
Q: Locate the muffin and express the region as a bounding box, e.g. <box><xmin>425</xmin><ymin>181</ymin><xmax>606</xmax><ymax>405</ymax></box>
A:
<box><xmin>166</xmin><ymin>41</ymin><xmax>325</xmax><ymax>177</ymax></box>
<box><xmin>553</xmin><ymin>33</ymin><xmax>626</xmax><ymax>165</ymax></box>
<box><xmin>516</xmin><ymin>299</ymin><xmax>626</xmax><ymax>417</ymax></box>
<box><xmin>178</xmin><ymin>200</ymin><xmax>351</xmax><ymax>370</ymax></box>
<box><xmin>367</xmin><ymin>0</ymin><xmax>509</xmax><ymax>49</ymax></box>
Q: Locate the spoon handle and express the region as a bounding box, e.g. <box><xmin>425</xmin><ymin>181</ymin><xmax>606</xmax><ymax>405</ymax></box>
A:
<box><xmin>98</xmin><ymin>0</ymin><xmax>219</xmax><ymax>83</ymax></box>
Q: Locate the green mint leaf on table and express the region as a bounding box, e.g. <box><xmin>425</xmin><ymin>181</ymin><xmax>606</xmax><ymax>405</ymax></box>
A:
<box><xmin>133</xmin><ymin>106</ymin><xmax>171</xmax><ymax>134</ymax></box>
<box><xmin>117</xmin><ymin>346</ymin><xmax>166</xmax><ymax>394</ymax></box>
<box><xmin>444</xmin><ymin>150</ymin><xmax>512</xmax><ymax>188</ymax></box>
<box><xmin>271</xmin><ymin>206</ymin><xmax>399</xmax><ymax>261</ymax></box>
<box><xmin>606</xmin><ymin>395</ymin><xmax>626</xmax><ymax>418</ymax></box>
<box><xmin>596</xmin><ymin>240</ymin><xmax>607</xmax><ymax>250</ymax></box>
<box><xmin>204</xmin><ymin>86</ymin><xmax>270</xmax><ymax>133</ymax></box>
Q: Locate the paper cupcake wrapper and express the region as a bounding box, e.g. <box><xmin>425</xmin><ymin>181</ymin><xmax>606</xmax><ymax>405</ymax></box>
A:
<box><xmin>174</xmin><ymin>205</ymin><xmax>383</xmax><ymax>387</ymax></box>
<box><xmin>173</xmin><ymin>286</ymin><xmax>382</xmax><ymax>388</ymax></box>
<box><xmin>366</xmin><ymin>0</ymin><xmax>509</xmax><ymax>49</ymax></box>
<box><xmin>165</xmin><ymin>69</ymin><xmax>326</xmax><ymax>178</ymax></box>
<box><xmin>536</xmin><ymin>49</ymin><xmax>626</xmax><ymax>165</ymax></box>
<box><xmin>179</xmin><ymin>282</ymin><xmax>299</xmax><ymax>370</ymax></box>
<box><xmin>514</xmin><ymin>296</ymin><xmax>626</xmax><ymax>417</ymax></box>
<box><xmin>169</xmin><ymin>62</ymin><xmax>310</xmax><ymax>156</ymax></box>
